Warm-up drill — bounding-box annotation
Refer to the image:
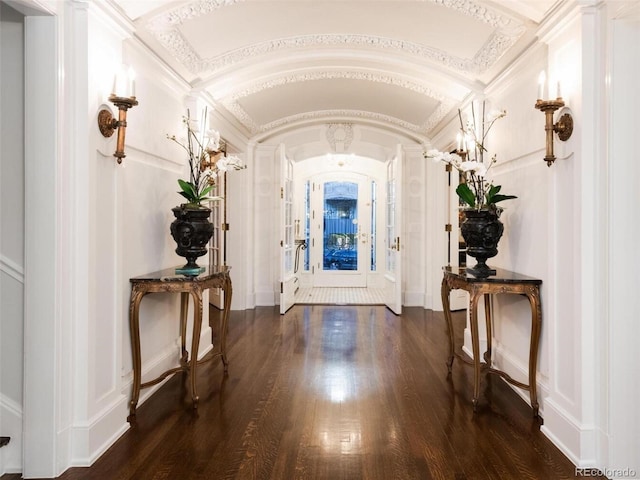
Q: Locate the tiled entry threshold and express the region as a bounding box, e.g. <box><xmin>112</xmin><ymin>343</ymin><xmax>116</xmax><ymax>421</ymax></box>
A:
<box><xmin>294</xmin><ymin>287</ymin><xmax>385</xmax><ymax>305</ymax></box>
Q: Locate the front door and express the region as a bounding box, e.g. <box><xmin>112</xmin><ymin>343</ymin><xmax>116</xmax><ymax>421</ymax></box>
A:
<box><xmin>312</xmin><ymin>174</ymin><xmax>371</xmax><ymax>287</ymax></box>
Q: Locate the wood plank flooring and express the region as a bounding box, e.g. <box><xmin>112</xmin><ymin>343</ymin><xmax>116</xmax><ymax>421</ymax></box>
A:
<box><xmin>4</xmin><ymin>306</ymin><xmax>596</xmax><ymax>480</ymax></box>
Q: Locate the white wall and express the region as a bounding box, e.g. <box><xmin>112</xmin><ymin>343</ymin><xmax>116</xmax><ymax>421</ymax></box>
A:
<box><xmin>607</xmin><ymin>5</ymin><xmax>640</xmax><ymax>478</ymax></box>
<box><xmin>0</xmin><ymin>2</ymin><xmax>25</xmax><ymax>473</ymax></box>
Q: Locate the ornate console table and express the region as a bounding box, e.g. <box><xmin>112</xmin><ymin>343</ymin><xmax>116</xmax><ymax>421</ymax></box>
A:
<box><xmin>128</xmin><ymin>265</ymin><xmax>232</xmax><ymax>422</ymax></box>
<box><xmin>441</xmin><ymin>266</ymin><xmax>542</xmax><ymax>417</ymax></box>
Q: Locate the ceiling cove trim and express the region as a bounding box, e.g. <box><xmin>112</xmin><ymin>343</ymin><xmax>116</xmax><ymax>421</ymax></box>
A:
<box><xmin>218</xmin><ymin>71</ymin><xmax>456</xmax><ymax>133</ymax></box>
<box><xmin>147</xmin><ymin>0</ymin><xmax>517</xmax><ymax>29</ymax></box>
<box><xmin>202</xmin><ymin>32</ymin><xmax>523</xmax><ymax>75</ymax></box>
<box><xmin>146</xmin><ymin>0</ymin><xmax>244</xmax><ymax>28</ymax></box>
<box><xmin>252</xmin><ymin>114</ymin><xmax>429</xmax><ymax>145</ymax></box>
<box><xmin>224</xmin><ymin>105</ymin><xmax>441</xmax><ymax>138</ymax></box>
<box><xmin>263</xmin><ymin>110</ymin><xmax>422</xmax><ymax>135</ymax></box>
<box><xmin>227</xmin><ymin>71</ymin><xmax>450</xmax><ymax>102</ymax></box>
<box><xmin>149</xmin><ymin>31</ymin><xmax>524</xmax><ymax>77</ymax></box>
<box><xmin>145</xmin><ymin>1</ymin><xmax>524</xmax><ymax>75</ymax></box>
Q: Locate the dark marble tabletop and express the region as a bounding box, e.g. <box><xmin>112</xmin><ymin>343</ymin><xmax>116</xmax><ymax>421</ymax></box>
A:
<box><xmin>443</xmin><ymin>265</ymin><xmax>542</xmax><ymax>284</ymax></box>
<box><xmin>131</xmin><ymin>265</ymin><xmax>231</xmax><ymax>283</ymax></box>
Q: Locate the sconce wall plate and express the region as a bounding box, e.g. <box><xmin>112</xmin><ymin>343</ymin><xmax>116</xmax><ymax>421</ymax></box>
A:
<box><xmin>535</xmin><ymin>98</ymin><xmax>574</xmax><ymax>167</ymax></box>
<box><xmin>98</xmin><ymin>109</ymin><xmax>116</xmax><ymax>137</ymax></box>
<box><xmin>556</xmin><ymin>113</ymin><xmax>573</xmax><ymax>141</ymax></box>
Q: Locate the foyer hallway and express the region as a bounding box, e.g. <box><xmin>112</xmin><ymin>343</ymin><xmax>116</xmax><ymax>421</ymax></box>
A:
<box><xmin>8</xmin><ymin>306</ymin><xmax>594</xmax><ymax>480</ymax></box>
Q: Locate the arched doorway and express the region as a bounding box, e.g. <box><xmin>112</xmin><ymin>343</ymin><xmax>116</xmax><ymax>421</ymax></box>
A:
<box><xmin>279</xmin><ymin>153</ymin><xmax>401</xmax><ymax>310</ymax></box>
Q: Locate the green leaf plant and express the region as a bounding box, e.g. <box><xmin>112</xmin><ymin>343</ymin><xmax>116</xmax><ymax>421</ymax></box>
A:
<box><xmin>425</xmin><ymin>100</ymin><xmax>517</xmax><ymax>213</ymax></box>
<box><xmin>167</xmin><ymin>108</ymin><xmax>246</xmax><ymax>208</ymax></box>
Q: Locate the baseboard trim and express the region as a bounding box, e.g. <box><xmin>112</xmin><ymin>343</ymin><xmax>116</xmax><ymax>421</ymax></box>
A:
<box><xmin>255</xmin><ymin>291</ymin><xmax>275</xmax><ymax>306</ymax></box>
<box><xmin>541</xmin><ymin>397</ymin><xmax>598</xmax><ymax>468</ymax></box>
<box><xmin>0</xmin><ymin>394</ymin><xmax>23</xmax><ymax>474</ymax></box>
<box><xmin>403</xmin><ymin>291</ymin><xmax>424</xmax><ymax>307</ymax></box>
<box><xmin>69</xmin><ymin>395</ymin><xmax>130</xmax><ymax>467</ymax></box>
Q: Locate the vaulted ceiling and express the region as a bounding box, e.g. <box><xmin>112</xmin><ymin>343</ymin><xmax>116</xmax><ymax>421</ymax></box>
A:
<box><xmin>112</xmin><ymin>0</ymin><xmax>557</xmax><ymax>140</ymax></box>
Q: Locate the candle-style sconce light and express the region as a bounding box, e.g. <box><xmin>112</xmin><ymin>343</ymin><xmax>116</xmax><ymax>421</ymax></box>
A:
<box><xmin>534</xmin><ymin>71</ymin><xmax>573</xmax><ymax>167</ymax></box>
<box><xmin>98</xmin><ymin>65</ymin><xmax>138</xmax><ymax>164</ymax></box>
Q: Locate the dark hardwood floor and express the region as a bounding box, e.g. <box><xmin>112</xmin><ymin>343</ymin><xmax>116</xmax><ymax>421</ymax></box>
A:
<box><xmin>5</xmin><ymin>305</ymin><xmax>596</xmax><ymax>479</ymax></box>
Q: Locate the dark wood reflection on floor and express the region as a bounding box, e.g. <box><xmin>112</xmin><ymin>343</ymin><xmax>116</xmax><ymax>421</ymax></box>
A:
<box><xmin>31</xmin><ymin>306</ymin><xmax>594</xmax><ymax>479</ymax></box>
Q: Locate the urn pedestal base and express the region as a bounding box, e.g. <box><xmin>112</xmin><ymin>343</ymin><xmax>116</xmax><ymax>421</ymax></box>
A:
<box><xmin>170</xmin><ymin>205</ymin><xmax>214</xmax><ymax>275</ymax></box>
<box><xmin>460</xmin><ymin>209</ymin><xmax>504</xmax><ymax>278</ymax></box>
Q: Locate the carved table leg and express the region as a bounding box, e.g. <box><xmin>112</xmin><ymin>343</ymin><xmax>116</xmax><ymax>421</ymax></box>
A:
<box><xmin>179</xmin><ymin>292</ymin><xmax>189</xmax><ymax>367</ymax></box>
<box><xmin>128</xmin><ymin>289</ymin><xmax>145</xmax><ymax>422</ymax></box>
<box><xmin>441</xmin><ymin>277</ymin><xmax>455</xmax><ymax>372</ymax></box>
<box><xmin>483</xmin><ymin>294</ymin><xmax>493</xmax><ymax>366</ymax></box>
<box><xmin>469</xmin><ymin>289</ymin><xmax>482</xmax><ymax>411</ymax></box>
<box><xmin>189</xmin><ymin>290</ymin><xmax>203</xmax><ymax>410</ymax></box>
<box><xmin>527</xmin><ymin>287</ymin><xmax>542</xmax><ymax>417</ymax></box>
<box><xmin>220</xmin><ymin>275</ymin><xmax>233</xmax><ymax>372</ymax></box>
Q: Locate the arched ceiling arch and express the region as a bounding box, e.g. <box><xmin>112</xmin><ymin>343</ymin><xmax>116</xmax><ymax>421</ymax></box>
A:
<box><xmin>114</xmin><ymin>0</ymin><xmax>557</xmax><ymax>141</ymax></box>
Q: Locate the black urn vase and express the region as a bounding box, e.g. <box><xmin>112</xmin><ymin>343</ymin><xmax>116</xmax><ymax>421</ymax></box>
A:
<box><xmin>170</xmin><ymin>205</ymin><xmax>214</xmax><ymax>274</ymax></box>
<box><xmin>460</xmin><ymin>208</ymin><xmax>504</xmax><ymax>277</ymax></box>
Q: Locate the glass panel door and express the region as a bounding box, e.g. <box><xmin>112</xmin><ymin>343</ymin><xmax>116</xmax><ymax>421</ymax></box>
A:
<box><xmin>312</xmin><ymin>175</ymin><xmax>369</xmax><ymax>287</ymax></box>
<box><xmin>323</xmin><ymin>181</ymin><xmax>358</xmax><ymax>272</ymax></box>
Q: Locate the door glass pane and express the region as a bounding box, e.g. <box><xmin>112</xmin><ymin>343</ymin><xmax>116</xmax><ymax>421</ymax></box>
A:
<box><xmin>304</xmin><ymin>180</ymin><xmax>310</xmax><ymax>271</ymax></box>
<box><xmin>323</xmin><ymin>181</ymin><xmax>358</xmax><ymax>271</ymax></box>
<box><xmin>284</xmin><ymin>175</ymin><xmax>293</xmax><ymax>272</ymax></box>
<box><xmin>386</xmin><ymin>165</ymin><xmax>396</xmax><ymax>273</ymax></box>
<box><xmin>370</xmin><ymin>180</ymin><xmax>376</xmax><ymax>271</ymax></box>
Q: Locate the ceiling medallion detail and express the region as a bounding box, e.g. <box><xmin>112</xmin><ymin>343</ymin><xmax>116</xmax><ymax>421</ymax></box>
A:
<box><xmin>326</xmin><ymin>124</ymin><xmax>354</xmax><ymax>152</ymax></box>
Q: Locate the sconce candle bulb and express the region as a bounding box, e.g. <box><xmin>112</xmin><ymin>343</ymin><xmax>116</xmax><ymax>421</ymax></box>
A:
<box><xmin>98</xmin><ymin>65</ymin><xmax>139</xmax><ymax>164</ymax></box>
<box><xmin>537</xmin><ymin>70</ymin><xmax>546</xmax><ymax>99</ymax></box>
<box><xmin>534</xmin><ymin>71</ymin><xmax>573</xmax><ymax>167</ymax></box>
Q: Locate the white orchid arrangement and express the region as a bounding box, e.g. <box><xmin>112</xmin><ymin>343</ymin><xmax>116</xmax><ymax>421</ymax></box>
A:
<box><xmin>426</xmin><ymin>101</ymin><xmax>516</xmax><ymax>212</ymax></box>
<box><xmin>167</xmin><ymin>109</ymin><xmax>245</xmax><ymax>207</ymax></box>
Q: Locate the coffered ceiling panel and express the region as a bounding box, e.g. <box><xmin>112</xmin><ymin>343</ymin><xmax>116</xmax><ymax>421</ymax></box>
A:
<box><xmin>113</xmin><ymin>0</ymin><xmax>558</xmax><ymax>139</ymax></box>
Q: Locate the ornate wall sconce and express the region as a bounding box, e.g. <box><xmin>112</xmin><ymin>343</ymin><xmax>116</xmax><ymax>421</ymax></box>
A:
<box><xmin>534</xmin><ymin>71</ymin><xmax>573</xmax><ymax>167</ymax></box>
<box><xmin>98</xmin><ymin>65</ymin><xmax>138</xmax><ymax>164</ymax></box>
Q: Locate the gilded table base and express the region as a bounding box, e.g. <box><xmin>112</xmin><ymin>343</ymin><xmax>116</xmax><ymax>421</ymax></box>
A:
<box><xmin>441</xmin><ymin>267</ymin><xmax>542</xmax><ymax>417</ymax></box>
<box><xmin>128</xmin><ymin>266</ymin><xmax>232</xmax><ymax>423</ymax></box>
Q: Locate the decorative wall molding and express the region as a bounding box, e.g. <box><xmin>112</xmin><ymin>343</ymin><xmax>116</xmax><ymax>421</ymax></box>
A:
<box><xmin>0</xmin><ymin>255</ymin><xmax>24</xmax><ymax>284</ymax></box>
<box><xmin>0</xmin><ymin>393</ymin><xmax>22</xmax><ymax>419</ymax></box>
